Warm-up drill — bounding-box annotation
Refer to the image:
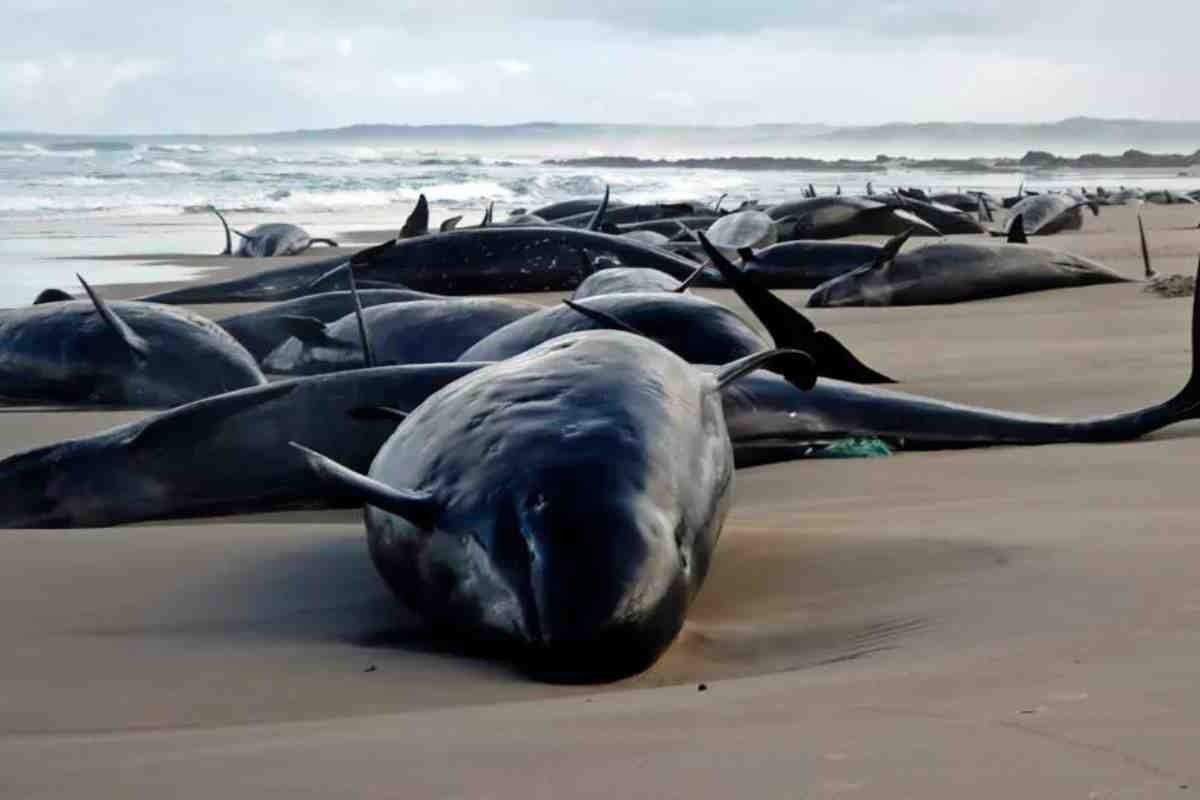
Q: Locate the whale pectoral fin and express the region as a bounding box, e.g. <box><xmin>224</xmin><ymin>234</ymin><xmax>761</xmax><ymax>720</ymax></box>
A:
<box><xmin>561</xmin><ymin>299</ymin><xmax>643</xmax><ymax>336</ymax></box>
<box><xmin>290</xmin><ymin>442</ymin><xmax>438</xmax><ymax>529</ymax></box>
<box><xmin>128</xmin><ymin>383</ymin><xmax>297</xmax><ymax>450</ymax></box>
<box><xmin>306</xmin><ymin>261</ymin><xmax>353</xmax><ymax>291</ymax></box>
<box><xmin>587</xmin><ymin>185</ymin><xmax>611</xmax><ymax>232</ymax></box>
<box><xmin>348</xmin><ymin>406</ymin><xmax>409</xmax><ymax>422</ymax></box>
<box><xmin>696</xmin><ymin>233</ymin><xmax>895</xmax><ymax>384</ymax></box>
<box><xmin>715</xmin><ymin>348</ymin><xmax>816</xmax><ymax>391</ymax></box>
<box><xmin>76</xmin><ymin>274</ymin><xmax>151</xmax><ymax>361</ymax></box>
<box><xmin>209</xmin><ymin>206</ymin><xmax>232</xmax><ymax>255</ymax></box>
<box><xmin>1006</xmin><ymin>215</ymin><xmax>1028</xmax><ymax>244</ymax></box>
<box><xmin>278</xmin><ymin>315</ymin><xmax>333</xmax><ymax>345</ymax></box>
<box><xmin>401</xmin><ymin>194</ymin><xmax>430</xmax><ymax>238</ymax></box>
<box><xmin>440</xmin><ymin>216</ymin><xmax>463</xmax><ymax>233</ymax></box>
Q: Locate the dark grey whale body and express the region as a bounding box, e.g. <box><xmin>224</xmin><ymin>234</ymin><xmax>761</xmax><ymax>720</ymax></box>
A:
<box><xmin>295</xmin><ymin>331</ymin><xmax>815</xmax><ymax>680</ymax></box>
<box><xmin>766</xmin><ymin>196</ymin><xmax>940</xmax><ymax>240</ymax></box>
<box><xmin>736</xmin><ymin>240</ymin><xmax>893</xmax><ymax>288</ymax></box>
<box><xmin>808</xmin><ymin>240</ymin><xmax>1131</xmax><ymax>307</ymax></box>
<box><xmin>140</xmin><ymin>227</ymin><xmax>706</xmax><ymax>304</ymax></box>
<box><xmin>263</xmin><ymin>298</ymin><xmax>541</xmax><ymax>375</ymax></box>
<box><xmin>0</xmin><ymin>279</ymin><xmax>265</xmax><ymax>407</ymax></box>
<box><xmin>218</xmin><ymin>289</ymin><xmax>444</xmax><ymax>361</ymax></box>
<box><xmin>1002</xmin><ymin>195</ymin><xmax>1098</xmax><ymax>237</ymax></box>
<box><xmin>210</xmin><ymin>207</ymin><xmax>338</xmax><ymax>257</ymax></box>
<box><xmin>0</xmin><ymin>363</ymin><xmax>479</xmax><ymax>528</ymax></box>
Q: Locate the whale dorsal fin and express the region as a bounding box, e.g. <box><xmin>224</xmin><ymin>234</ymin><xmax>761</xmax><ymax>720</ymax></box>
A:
<box><xmin>278</xmin><ymin>315</ymin><xmax>333</xmax><ymax>345</ymax></box>
<box><xmin>33</xmin><ymin>288</ymin><xmax>72</xmax><ymax>305</ymax></box>
<box><xmin>129</xmin><ymin>382</ymin><xmax>296</xmax><ymax>450</ymax></box>
<box><xmin>714</xmin><ymin>193</ymin><xmax>728</xmax><ymax>214</ymax></box>
<box><xmin>587</xmin><ymin>185</ymin><xmax>611</xmax><ymax>232</ymax></box>
<box><xmin>1007</xmin><ymin>215</ymin><xmax>1028</xmax><ymax>244</ymax></box>
<box><xmin>440</xmin><ymin>216</ymin><xmax>463</xmax><ymax>233</ymax></box>
<box><xmin>738</xmin><ymin>247</ymin><xmax>756</xmax><ymax>262</ymax></box>
<box><xmin>291</xmin><ymin>442</ymin><xmax>438</xmax><ymax>530</ymax></box>
<box><xmin>1138</xmin><ymin>214</ymin><xmax>1156</xmax><ymax>279</ymax></box>
<box><xmin>481</xmin><ymin>202</ymin><xmax>494</xmax><ymax>227</ymax></box>
<box><xmin>209</xmin><ymin>206</ymin><xmax>233</xmax><ymax>255</ymax></box>
<box><xmin>715</xmin><ymin>348</ymin><xmax>816</xmax><ymax>391</ymax></box>
<box><xmin>76</xmin><ymin>275</ymin><xmax>150</xmax><ymax>360</ymax></box>
<box><xmin>561</xmin><ymin>299</ymin><xmax>643</xmax><ymax>336</ymax></box>
<box><xmin>873</xmin><ymin>228</ymin><xmax>914</xmax><ymax>269</ymax></box>
<box><xmin>401</xmin><ymin>194</ymin><xmax>429</xmax><ymax>238</ymax></box>
<box><xmin>347</xmin><ymin>406</ymin><xmax>409</xmax><ymax>423</ymax></box>
<box><xmin>350</xmin><ymin>239</ymin><xmax>396</xmax><ymax>267</ymax></box>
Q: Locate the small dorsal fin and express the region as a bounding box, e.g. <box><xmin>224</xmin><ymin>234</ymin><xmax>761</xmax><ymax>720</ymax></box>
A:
<box><xmin>76</xmin><ymin>275</ymin><xmax>150</xmax><ymax>360</ymax></box>
<box><xmin>808</xmin><ymin>183</ymin><xmax>817</xmax><ymax>198</ymax></box>
<box><xmin>481</xmin><ymin>202</ymin><xmax>494</xmax><ymax>227</ymax></box>
<box><xmin>674</xmin><ymin>263</ymin><xmax>706</xmax><ymax>293</ymax></box>
<box><xmin>587</xmin><ymin>185</ymin><xmax>611</xmax><ymax>232</ymax></box>
<box><xmin>1138</xmin><ymin>214</ymin><xmax>1156</xmax><ymax>279</ymax></box>
<box><xmin>714</xmin><ymin>193</ymin><xmax>728</xmax><ymax>214</ymax></box>
<box><xmin>290</xmin><ymin>442</ymin><xmax>439</xmax><ymax>529</ymax></box>
<box><xmin>345</xmin><ymin>266</ymin><xmax>375</xmax><ymax>367</ymax></box>
<box><xmin>977</xmin><ymin>194</ymin><xmax>994</xmax><ymax>223</ymax></box>
<box><xmin>209</xmin><ymin>206</ymin><xmax>233</xmax><ymax>256</ymax></box>
<box><xmin>836</xmin><ymin>185</ymin><xmax>842</xmax><ymax>196</ymax></box>
<box><xmin>440</xmin><ymin>215</ymin><xmax>463</xmax><ymax>233</ymax></box>
<box><xmin>400</xmin><ymin>194</ymin><xmax>430</xmax><ymax>238</ymax></box>
<box><xmin>1007</xmin><ymin>215</ymin><xmax>1028</xmax><ymax>244</ymax></box>
<box><xmin>129</xmin><ymin>383</ymin><xmax>296</xmax><ymax>450</ymax></box>
<box><xmin>872</xmin><ymin>228</ymin><xmax>914</xmax><ymax>269</ymax></box>
<box><xmin>715</xmin><ymin>348</ymin><xmax>816</xmax><ymax>391</ymax></box>
<box><xmin>737</xmin><ymin>247</ymin><xmax>755</xmax><ymax>262</ymax></box>
<box><xmin>561</xmin><ymin>299</ymin><xmax>642</xmax><ymax>336</ymax></box>
<box><xmin>350</xmin><ymin>239</ymin><xmax>396</xmax><ymax>267</ymax></box>
<box><xmin>347</xmin><ymin>406</ymin><xmax>409</xmax><ymax>422</ymax></box>
<box><xmin>866</xmin><ymin>181</ymin><xmax>874</xmax><ymax>196</ymax></box>
<box><xmin>232</xmin><ymin>229</ymin><xmax>257</xmax><ymax>241</ymax></box>
<box><xmin>278</xmin><ymin>315</ymin><xmax>332</xmax><ymax>345</ymax></box>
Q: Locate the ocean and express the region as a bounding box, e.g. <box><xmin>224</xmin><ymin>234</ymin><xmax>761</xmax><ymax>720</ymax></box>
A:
<box><xmin>1</xmin><ymin>137</ymin><xmax>1196</xmax><ymax>307</ymax></box>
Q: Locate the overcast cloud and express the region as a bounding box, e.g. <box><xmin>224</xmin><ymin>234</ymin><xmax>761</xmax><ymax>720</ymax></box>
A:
<box><xmin>3</xmin><ymin>1</ymin><xmax>1194</xmax><ymax>133</ymax></box>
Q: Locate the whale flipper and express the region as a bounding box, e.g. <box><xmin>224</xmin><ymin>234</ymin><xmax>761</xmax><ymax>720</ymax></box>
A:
<box><xmin>673</xmin><ymin>263</ymin><xmax>706</xmax><ymax>293</ymax></box>
<box><xmin>1007</xmin><ymin>215</ymin><xmax>1028</xmax><ymax>244</ymax></box>
<box><xmin>873</xmin><ymin>228</ymin><xmax>915</xmax><ymax>269</ymax></box>
<box><xmin>347</xmin><ymin>406</ymin><xmax>409</xmax><ymax>423</ymax></box>
<box><xmin>76</xmin><ymin>274</ymin><xmax>150</xmax><ymax>360</ymax></box>
<box><xmin>291</xmin><ymin>442</ymin><xmax>438</xmax><ymax>529</ymax></box>
<box><xmin>278</xmin><ymin>316</ymin><xmax>334</xmax><ymax>345</ymax></box>
<box><xmin>715</xmin><ymin>349</ymin><xmax>816</xmax><ymax>391</ymax></box>
<box><xmin>440</xmin><ymin>216</ymin><xmax>463</xmax><ymax>233</ymax></box>
<box><xmin>561</xmin><ymin>299</ymin><xmax>642</xmax><ymax>336</ymax></box>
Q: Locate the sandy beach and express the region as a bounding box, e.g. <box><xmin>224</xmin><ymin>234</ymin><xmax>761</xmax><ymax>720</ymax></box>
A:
<box><xmin>3</xmin><ymin>202</ymin><xmax>1200</xmax><ymax>797</ymax></box>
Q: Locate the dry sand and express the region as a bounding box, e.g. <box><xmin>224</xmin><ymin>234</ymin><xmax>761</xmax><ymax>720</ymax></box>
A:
<box><xmin>3</xmin><ymin>204</ymin><xmax>1200</xmax><ymax>797</ymax></box>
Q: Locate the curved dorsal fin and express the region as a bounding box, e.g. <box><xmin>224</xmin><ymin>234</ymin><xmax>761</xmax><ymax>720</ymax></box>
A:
<box><xmin>715</xmin><ymin>348</ymin><xmax>816</xmax><ymax>391</ymax></box>
<box><xmin>587</xmin><ymin>185</ymin><xmax>611</xmax><ymax>232</ymax></box>
<box><xmin>561</xmin><ymin>299</ymin><xmax>642</xmax><ymax>336</ymax></box>
<box><xmin>481</xmin><ymin>202</ymin><xmax>494</xmax><ymax>227</ymax></box>
<box><xmin>350</xmin><ymin>239</ymin><xmax>396</xmax><ymax>267</ymax></box>
<box><xmin>291</xmin><ymin>442</ymin><xmax>438</xmax><ymax>529</ymax></box>
<box><xmin>873</xmin><ymin>227</ymin><xmax>914</xmax><ymax>269</ymax></box>
<box><xmin>440</xmin><ymin>215</ymin><xmax>463</xmax><ymax>233</ymax></box>
<box><xmin>209</xmin><ymin>206</ymin><xmax>233</xmax><ymax>256</ymax></box>
<box><xmin>401</xmin><ymin>194</ymin><xmax>430</xmax><ymax>238</ymax></box>
<box><xmin>33</xmin><ymin>288</ymin><xmax>72</xmax><ymax>305</ymax></box>
<box><xmin>345</xmin><ymin>265</ymin><xmax>375</xmax><ymax>367</ymax></box>
<box><xmin>714</xmin><ymin>193</ymin><xmax>728</xmax><ymax>214</ymax></box>
<box><xmin>674</xmin><ymin>262</ymin><xmax>706</xmax><ymax>293</ymax></box>
<box><xmin>278</xmin><ymin>315</ymin><xmax>332</xmax><ymax>345</ymax></box>
<box><xmin>76</xmin><ymin>275</ymin><xmax>150</xmax><ymax>360</ymax></box>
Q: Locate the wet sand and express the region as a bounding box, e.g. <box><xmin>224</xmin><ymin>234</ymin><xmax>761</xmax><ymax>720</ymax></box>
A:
<box><xmin>3</xmin><ymin>203</ymin><xmax>1200</xmax><ymax>796</ymax></box>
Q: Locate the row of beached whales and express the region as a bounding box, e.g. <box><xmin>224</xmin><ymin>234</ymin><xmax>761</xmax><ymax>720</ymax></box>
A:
<box><xmin>4</xmin><ymin>190</ymin><xmax>1200</xmax><ymax>680</ymax></box>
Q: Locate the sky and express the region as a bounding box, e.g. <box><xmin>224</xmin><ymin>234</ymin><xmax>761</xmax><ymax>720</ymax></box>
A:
<box><xmin>3</xmin><ymin>1</ymin><xmax>1197</xmax><ymax>134</ymax></box>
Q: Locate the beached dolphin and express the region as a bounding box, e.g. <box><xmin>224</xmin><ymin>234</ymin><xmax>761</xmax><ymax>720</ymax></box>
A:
<box><xmin>139</xmin><ymin>227</ymin><xmax>707</xmax><ymax>304</ymax></box>
<box><xmin>572</xmin><ymin>263</ymin><xmax>703</xmax><ymax>298</ymax></box>
<box><xmin>263</xmin><ymin>298</ymin><xmax>541</xmax><ymax>376</ymax></box>
<box><xmin>555</xmin><ymin>201</ymin><xmax>709</xmax><ymax>229</ymax></box>
<box><xmin>888</xmin><ymin>195</ymin><xmax>987</xmax><ymax>234</ymax></box>
<box><xmin>1143</xmin><ymin>190</ymin><xmax>1198</xmax><ymax>205</ymax></box>
<box><xmin>0</xmin><ymin>276</ymin><xmax>265</xmax><ymax>407</ymax></box>
<box><xmin>735</xmin><ymin>231</ymin><xmax>913</xmax><ymax>289</ymax></box>
<box><xmin>765</xmin><ymin>196</ymin><xmax>940</xmax><ymax>240</ymax></box>
<box><xmin>1000</xmin><ymin>195</ymin><xmax>1099</xmax><ymax>237</ymax></box>
<box><xmin>218</xmin><ymin>288</ymin><xmax>445</xmax><ymax>361</ymax></box>
<box><xmin>703</xmin><ymin>210</ymin><xmax>779</xmax><ymax>256</ymax></box>
<box><xmin>293</xmin><ymin>330</ymin><xmax>817</xmax><ymax>681</ymax></box>
<box><xmin>807</xmin><ymin>234</ymin><xmax>1135</xmax><ymax>307</ymax></box>
<box><xmin>210</xmin><ymin>207</ymin><xmax>338</xmax><ymax>257</ymax></box>
<box><xmin>0</xmin><ymin>363</ymin><xmax>479</xmax><ymax>528</ymax></box>
<box><xmin>726</xmin><ymin>261</ymin><xmax>1200</xmax><ymax>462</ymax></box>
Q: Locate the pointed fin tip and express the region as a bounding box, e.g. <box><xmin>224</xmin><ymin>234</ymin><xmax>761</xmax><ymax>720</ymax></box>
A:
<box><xmin>561</xmin><ymin>298</ymin><xmax>642</xmax><ymax>336</ymax></box>
<box><xmin>348</xmin><ymin>406</ymin><xmax>409</xmax><ymax>423</ymax></box>
<box><xmin>715</xmin><ymin>348</ymin><xmax>816</xmax><ymax>392</ymax></box>
<box><xmin>289</xmin><ymin>442</ymin><xmax>438</xmax><ymax>529</ymax></box>
<box><xmin>76</xmin><ymin>274</ymin><xmax>151</xmax><ymax>359</ymax></box>
<box><xmin>587</xmin><ymin>185</ymin><xmax>611</xmax><ymax>232</ymax></box>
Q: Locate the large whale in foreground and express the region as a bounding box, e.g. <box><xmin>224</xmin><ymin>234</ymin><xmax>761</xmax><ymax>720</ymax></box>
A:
<box><xmin>294</xmin><ymin>331</ymin><xmax>817</xmax><ymax>681</ymax></box>
<box><xmin>139</xmin><ymin>227</ymin><xmax>708</xmax><ymax>304</ymax></box>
